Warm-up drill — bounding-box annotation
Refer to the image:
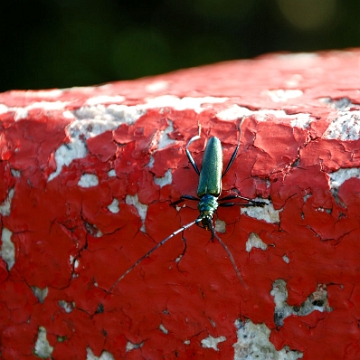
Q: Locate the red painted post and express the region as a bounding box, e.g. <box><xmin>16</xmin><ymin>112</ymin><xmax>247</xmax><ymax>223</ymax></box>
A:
<box><xmin>1</xmin><ymin>49</ymin><xmax>360</xmax><ymax>359</ymax></box>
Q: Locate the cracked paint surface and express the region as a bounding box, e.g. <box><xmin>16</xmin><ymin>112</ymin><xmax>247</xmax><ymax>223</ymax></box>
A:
<box><xmin>271</xmin><ymin>280</ymin><xmax>331</xmax><ymax>327</ymax></box>
<box><xmin>34</xmin><ymin>326</ymin><xmax>54</xmax><ymax>358</ymax></box>
<box><xmin>0</xmin><ymin>49</ymin><xmax>360</xmax><ymax>359</ymax></box>
<box><xmin>234</xmin><ymin>319</ymin><xmax>303</xmax><ymax>359</ymax></box>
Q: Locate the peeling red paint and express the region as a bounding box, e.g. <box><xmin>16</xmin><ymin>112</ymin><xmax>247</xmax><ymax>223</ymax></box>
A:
<box><xmin>1</xmin><ymin>49</ymin><xmax>360</xmax><ymax>359</ymax></box>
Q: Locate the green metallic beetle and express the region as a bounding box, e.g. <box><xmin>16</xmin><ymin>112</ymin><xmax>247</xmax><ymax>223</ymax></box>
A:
<box><xmin>108</xmin><ymin>121</ymin><xmax>266</xmax><ymax>292</ymax></box>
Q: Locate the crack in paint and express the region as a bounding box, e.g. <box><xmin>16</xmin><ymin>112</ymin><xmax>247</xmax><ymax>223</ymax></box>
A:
<box><xmin>34</xmin><ymin>326</ymin><xmax>54</xmax><ymax>359</ymax></box>
<box><xmin>31</xmin><ymin>286</ymin><xmax>48</xmax><ymax>303</ymax></box>
<box><xmin>324</xmin><ymin>111</ymin><xmax>360</xmax><ymax>140</ymax></box>
<box><xmin>154</xmin><ymin>169</ymin><xmax>172</xmax><ymax>188</ymax></box>
<box><xmin>78</xmin><ymin>173</ymin><xmax>99</xmax><ymax>188</ymax></box>
<box><xmin>267</xmin><ymin>89</ymin><xmax>303</xmax><ymax>102</ymax></box>
<box><xmin>58</xmin><ymin>300</ymin><xmax>75</xmax><ymax>313</ymax></box>
<box><xmin>125</xmin><ymin>340</ymin><xmax>145</xmax><ymax>352</ymax></box>
<box><xmin>0</xmin><ymin>228</ymin><xmax>15</xmax><ymax>270</ymax></box>
<box><xmin>241</xmin><ymin>199</ymin><xmax>280</xmax><ymax>224</ymax></box>
<box><xmin>329</xmin><ymin>168</ymin><xmax>360</xmax><ymax>191</ymax></box>
<box><xmin>246</xmin><ymin>232</ymin><xmax>267</xmax><ymax>252</ymax></box>
<box><xmin>125</xmin><ymin>194</ymin><xmax>148</xmax><ymax>233</ymax></box>
<box><xmin>107</xmin><ymin>198</ymin><xmax>120</xmax><ymax>213</ymax></box>
<box><xmin>174</xmin><ymin>232</ymin><xmax>188</xmax><ymax>272</ymax></box>
<box><xmin>157</xmin><ymin>119</ymin><xmax>175</xmax><ymax>149</ymax></box>
<box><xmin>234</xmin><ymin>319</ymin><xmax>303</xmax><ymax>360</ymax></box>
<box><xmin>214</xmin><ymin>218</ymin><xmax>226</xmax><ymax>233</ymax></box>
<box><xmin>86</xmin><ymin>347</ymin><xmax>115</xmax><ymax>360</ymax></box>
<box><xmin>320</xmin><ymin>97</ymin><xmax>354</xmax><ymax>110</ymax></box>
<box><xmin>201</xmin><ymin>334</ymin><xmax>226</xmax><ymax>351</ymax></box>
<box><xmin>271</xmin><ymin>279</ymin><xmax>332</xmax><ymax>327</ymax></box>
<box><xmin>159</xmin><ymin>323</ymin><xmax>169</xmax><ymax>334</ymax></box>
<box><xmin>217</xmin><ymin>105</ymin><xmax>312</xmax><ymax>129</ymax></box>
<box><xmin>0</xmin><ymin>188</ymin><xmax>14</xmax><ymax>216</ymax></box>
<box><xmin>84</xmin><ymin>221</ymin><xmax>103</xmax><ymax>238</ymax></box>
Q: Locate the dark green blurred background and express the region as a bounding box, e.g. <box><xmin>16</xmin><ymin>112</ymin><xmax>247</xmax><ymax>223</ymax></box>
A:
<box><xmin>2</xmin><ymin>0</ymin><xmax>359</xmax><ymax>92</ymax></box>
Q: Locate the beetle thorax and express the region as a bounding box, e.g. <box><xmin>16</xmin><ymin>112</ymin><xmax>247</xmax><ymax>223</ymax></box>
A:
<box><xmin>197</xmin><ymin>194</ymin><xmax>218</xmax><ymax>229</ymax></box>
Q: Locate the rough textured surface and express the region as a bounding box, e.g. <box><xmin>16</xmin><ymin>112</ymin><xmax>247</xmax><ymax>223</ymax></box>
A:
<box><xmin>1</xmin><ymin>49</ymin><xmax>360</xmax><ymax>359</ymax></box>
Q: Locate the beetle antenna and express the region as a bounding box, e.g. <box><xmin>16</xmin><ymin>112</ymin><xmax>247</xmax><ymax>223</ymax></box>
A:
<box><xmin>108</xmin><ymin>218</ymin><xmax>202</xmax><ymax>293</ymax></box>
<box><xmin>222</xmin><ymin>117</ymin><xmax>245</xmax><ymax>178</ymax></box>
<box><xmin>185</xmin><ymin>122</ymin><xmax>202</xmax><ymax>175</ymax></box>
<box><xmin>209</xmin><ymin>221</ymin><xmax>248</xmax><ymax>289</ymax></box>
<box><xmin>186</xmin><ymin>122</ymin><xmax>201</xmax><ymax>148</ymax></box>
<box><xmin>235</xmin><ymin>116</ymin><xmax>244</xmax><ymax>152</ymax></box>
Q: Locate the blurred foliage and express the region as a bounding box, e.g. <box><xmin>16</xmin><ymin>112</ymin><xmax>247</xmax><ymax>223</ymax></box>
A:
<box><xmin>1</xmin><ymin>0</ymin><xmax>359</xmax><ymax>91</ymax></box>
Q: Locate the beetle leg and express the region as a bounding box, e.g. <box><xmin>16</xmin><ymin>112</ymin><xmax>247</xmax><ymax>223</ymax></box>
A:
<box><xmin>219</xmin><ymin>194</ymin><xmax>266</xmax><ymax>207</ymax></box>
<box><xmin>171</xmin><ymin>195</ymin><xmax>200</xmax><ymax>206</ymax></box>
<box><xmin>219</xmin><ymin>202</ymin><xmax>265</xmax><ymax>207</ymax></box>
